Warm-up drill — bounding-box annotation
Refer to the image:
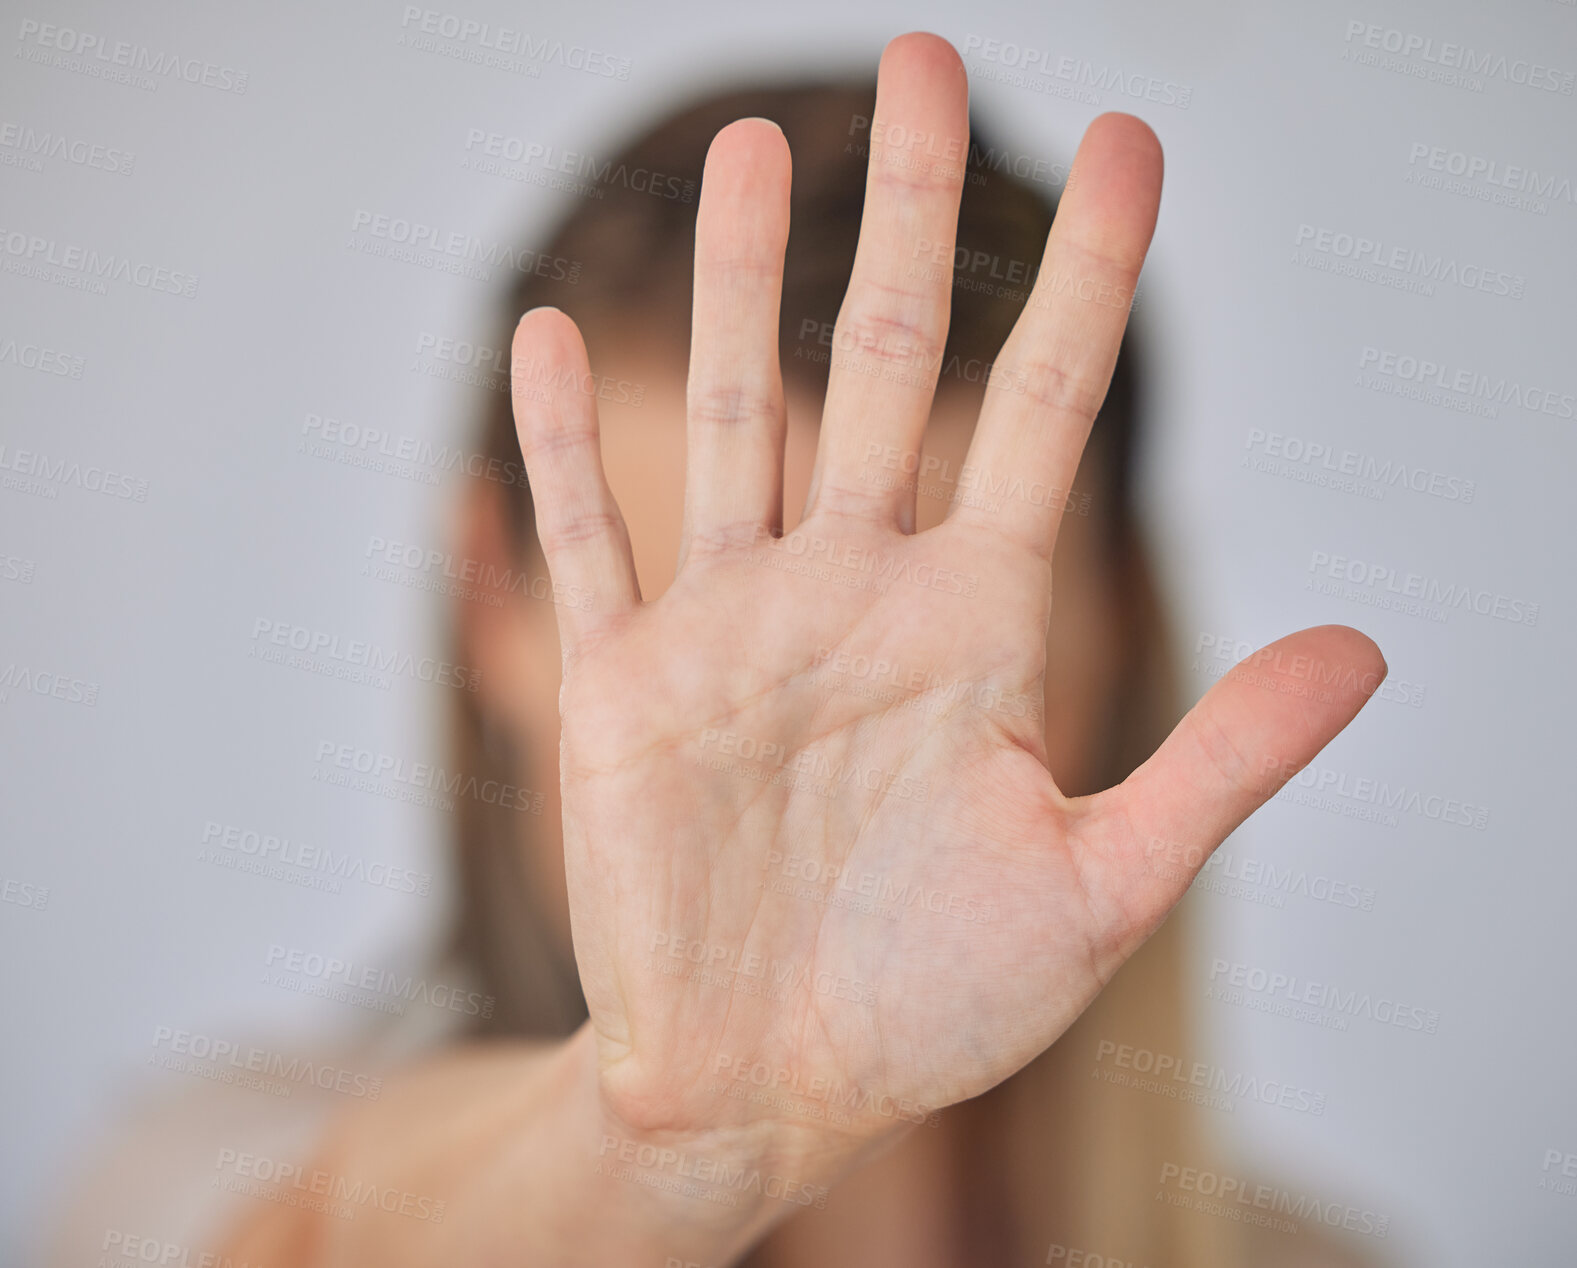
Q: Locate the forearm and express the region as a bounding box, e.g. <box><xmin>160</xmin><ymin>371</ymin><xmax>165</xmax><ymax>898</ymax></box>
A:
<box><xmin>213</xmin><ymin>1022</ymin><xmax>865</xmax><ymax>1267</ymax></box>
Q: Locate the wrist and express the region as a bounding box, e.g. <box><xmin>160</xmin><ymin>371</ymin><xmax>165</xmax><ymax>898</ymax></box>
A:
<box><xmin>574</xmin><ymin>1025</ymin><xmax>899</xmax><ymax>1258</ymax></box>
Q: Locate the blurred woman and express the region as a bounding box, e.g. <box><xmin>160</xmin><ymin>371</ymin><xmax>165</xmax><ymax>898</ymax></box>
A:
<box><xmin>53</xmin><ymin>33</ymin><xmax>1384</xmax><ymax>1268</ymax></box>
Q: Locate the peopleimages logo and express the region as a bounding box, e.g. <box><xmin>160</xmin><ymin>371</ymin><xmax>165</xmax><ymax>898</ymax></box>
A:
<box><xmin>1243</xmin><ymin>428</ymin><xmax>1475</xmax><ymax>504</ymax></box>
<box><xmin>698</xmin><ymin>727</ymin><xmax>929</xmax><ymax>806</ymax></box>
<box><xmin>0</xmin><ymin>225</ymin><xmax>200</xmax><ymax>296</ymax></box>
<box><xmin>0</xmin><ymin>444</ymin><xmax>149</xmax><ymax>502</ymax></box>
<box><xmin>1541</xmin><ymin>1147</ymin><xmax>1577</xmax><ymax>1196</ymax></box>
<box><xmin>460</xmin><ymin>130</ymin><xmax>694</xmax><ymax>202</ymax></box>
<box><xmin>1306</xmin><ymin>549</ymin><xmax>1539</xmax><ymax>627</ymax></box>
<box><xmin>1193</xmin><ymin>632</ymin><xmax>1426</xmax><ymax>708</ymax></box>
<box><xmin>1208</xmin><ymin>958</ymin><xmax>1441</xmax><ymax>1034</ymax></box>
<box><xmin>766</xmin><ymin>847</ymin><xmax>998</xmax><ymax>925</ymax></box>
<box><xmin>101</xmin><ymin>1231</ymin><xmax>258</xmax><ymax>1266</ymax></box>
<box><xmin>1158</xmin><ymin>1161</ymin><xmax>1390</xmax><ymax>1238</ymax></box>
<box><xmin>1293</xmin><ymin>224</ymin><xmax>1525</xmax><ymax>298</ymax></box>
<box><xmin>0</xmin><ymin>337</ymin><xmax>85</xmax><ymax>378</ymax></box>
<box><xmin>812</xmin><ymin>644</ymin><xmax>1042</xmax><ymax>722</ymax></box>
<box><xmin>214</xmin><ymin>1148</ymin><xmax>446</xmax><ymax>1222</ymax></box>
<box><xmin>1359</xmin><ymin>346</ymin><xmax>1576</xmax><ymax>419</ymax></box>
<box><xmin>0</xmin><ymin>553</ymin><xmax>36</xmax><ymax>584</ymax></box>
<box><xmin>1197</xmin><ymin>848</ymin><xmax>1378</xmax><ymax>913</ymax></box>
<box><xmin>248</xmin><ymin>617</ymin><xmax>481</xmax><ymax>692</ymax></box>
<box><xmin>960</xmin><ymin>34</ymin><xmax>1194</xmax><ymax>108</ymax></box>
<box><xmin>796</xmin><ymin>316</ymin><xmax>1029</xmax><ymax>395</ymax></box>
<box><xmin>0</xmin><ymin>122</ymin><xmax>135</xmax><ymax>175</ymax></box>
<box><xmin>647</xmin><ymin>931</ymin><xmax>880</xmax><ymax>1007</ymax></box>
<box><xmin>0</xmin><ymin>662</ymin><xmax>99</xmax><ymax>706</ymax></box>
<box><xmin>1261</xmin><ymin>754</ymin><xmax>1490</xmax><ymax>830</ymax></box>
<box><xmin>711</xmin><ymin>1053</ymin><xmax>939</xmax><ymax>1126</ymax></box>
<box><xmin>348</xmin><ymin>210</ymin><xmax>582</xmax><ymax>284</ymax></box>
<box><xmin>597</xmin><ymin>1132</ymin><xmax>829</xmax><ymax>1209</ymax></box>
<box><xmin>263</xmin><ymin>944</ymin><xmax>495</xmax><ymax>1018</ymax></box>
<box><xmin>311</xmin><ymin>738</ymin><xmax>546</xmax><ymax>814</ymax></box>
<box><xmin>14</xmin><ymin>19</ymin><xmax>250</xmax><ymax>93</ymax></box>
<box><xmin>363</xmin><ymin>535</ymin><xmax>594</xmax><ymax>612</ymax></box>
<box><xmin>1342</xmin><ymin>20</ymin><xmax>1576</xmax><ymax>95</ymax></box>
<box><xmin>200</xmin><ymin>821</ymin><xmax>434</xmax><ymax>896</ymax></box>
<box><xmin>752</xmin><ymin>524</ymin><xmax>979</xmax><ymax>598</ymax></box>
<box><xmin>299</xmin><ymin>413</ymin><xmax>527</xmax><ymax>488</ymax></box>
<box><xmin>1094</xmin><ymin>1039</ymin><xmax>1328</xmax><ymax>1115</ymax></box>
<box><xmin>846</xmin><ymin>114</ymin><xmax>1071</xmax><ymax>189</ymax></box>
<box><xmin>150</xmin><ymin>1026</ymin><xmax>384</xmax><ymax>1099</ymax></box>
<box><xmin>1406</xmin><ymin>143</ymin><xmax>1577</xmax><ymax>208</ymax></box>
<box><xmin>397</xmin><ymin>6</ymin><xmax>631</xmax><ymax>79</ymax></box>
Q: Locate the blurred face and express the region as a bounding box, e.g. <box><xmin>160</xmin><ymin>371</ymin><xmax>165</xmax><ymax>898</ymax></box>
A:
<box><xmin>462</xmin><ymin>351</ymin><xmax>1123</xmax><ymax>957</ymax></box>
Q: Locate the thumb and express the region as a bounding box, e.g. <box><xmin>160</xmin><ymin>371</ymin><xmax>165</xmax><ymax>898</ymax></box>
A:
<box><xmin>1075</xmin><ymin>624</ymin><xmax>1387</xmax><ymax>952</ymax></box>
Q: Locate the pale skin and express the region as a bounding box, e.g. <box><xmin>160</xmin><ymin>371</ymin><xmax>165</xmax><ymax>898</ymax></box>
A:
<box><xmin>218</xmin><ymin>32</ymin><xmax>1385</xmax><ymax>1267</ymax></box>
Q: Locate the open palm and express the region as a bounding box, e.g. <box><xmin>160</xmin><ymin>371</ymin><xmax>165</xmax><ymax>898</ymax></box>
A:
<box><xmin>510</xmin><ymin>34</ymin><xmax>1384</xmax><ymax>1169</ymax></box>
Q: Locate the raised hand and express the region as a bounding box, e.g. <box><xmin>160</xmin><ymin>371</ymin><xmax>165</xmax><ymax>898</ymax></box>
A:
<box><xmin>509</xmin><ymin>30</ymin><xmax>1384</xmax><ymax>1195</ymax></box>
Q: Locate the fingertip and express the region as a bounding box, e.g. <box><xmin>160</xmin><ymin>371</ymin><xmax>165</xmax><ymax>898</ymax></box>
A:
<box><xmin>515</xmin><ymin>304</ymin><xmax>561</xmax><ymax>336</ymax></box>
<box><xmin>1235</xmin><ymin>625</ymin><xmax>1388</xmax><ymax>725</ymax></box>
<box><xmin>1330</xmin><ymin>625</ymin><xmax>1389</xmax><ymax>700</ymax></box>
<box><xmin>1302</xmin><ymin>623</ymin><xmax>1388</xmax><ymax>681</ymax></box>
<box><xmin>882</xmin><ymin>31</ymin><xmax>966</xmax><ymax>82</ymax></box>
<box><xmin>1342</xmin><ymin>624</ymin><xmax>1386</xmax><ymax>681</ymax></box>
<box><xmin>1075</xmin><ymin>113</ymin><xmax>1164</xmax><ymax>194</ymax></box>
<box><xmin>514</xmin><ymin>305</ymin><xmax>581</xmax><ymax>353</ymax></box>
<box><xmin>1090</xmin><ymin>112</ymin><xmax>1161</xmax><ymax>153</ymax></box>
<box><xmin>708</xmin><ymin>116</ymin><xmax>790</xmax><ymax>171</ymax></box>
<box><xmin>511</xmin><ymin>308</ymin><xmax>591</xmax><ymax>418</ymax></box>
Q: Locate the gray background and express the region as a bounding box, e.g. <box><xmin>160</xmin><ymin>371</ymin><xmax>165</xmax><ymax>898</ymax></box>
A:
<box><xmin>2</xmin><ymin>0</ymin><xmax>1574</xmax><ymax>1262</ymax></box>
